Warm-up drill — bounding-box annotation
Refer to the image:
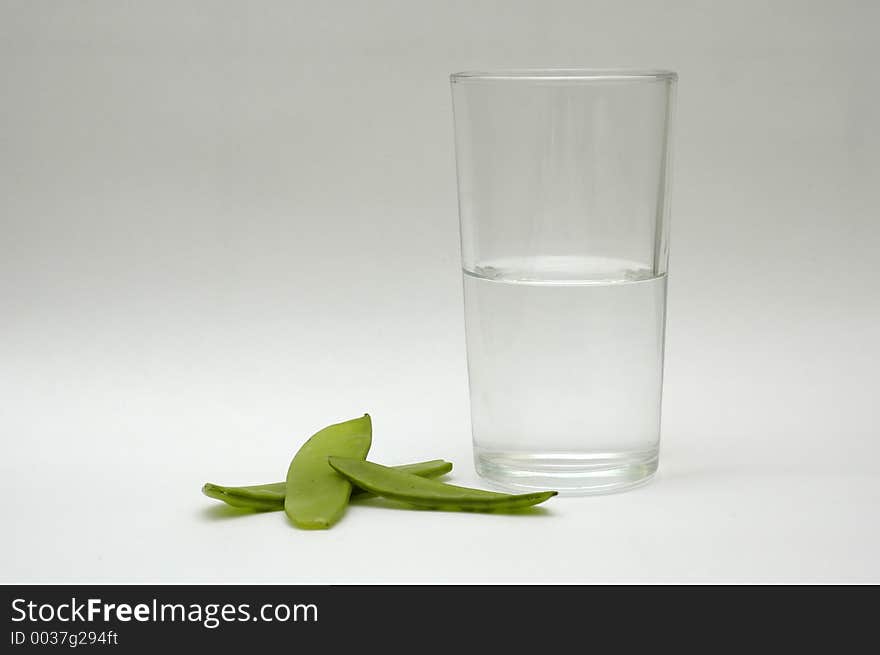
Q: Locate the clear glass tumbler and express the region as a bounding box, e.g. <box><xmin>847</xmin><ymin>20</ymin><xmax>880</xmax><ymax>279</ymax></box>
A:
<box><xmin>451</xmin><ymin>69</ymin><xmax>677</xmax><ymax>495</ymax></box>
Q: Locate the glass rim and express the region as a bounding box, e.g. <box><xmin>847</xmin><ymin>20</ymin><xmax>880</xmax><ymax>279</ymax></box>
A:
<box><xmin>450</xmin><ymin>68</ymin><xmax>677</xmax><ymax>83</ymax></box>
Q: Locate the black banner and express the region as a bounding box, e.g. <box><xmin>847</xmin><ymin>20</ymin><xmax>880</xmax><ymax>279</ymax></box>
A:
<box><xmin>2</xmin><ymin>585</ymin><xmax>876</xmax><ymax>651</ymax></box>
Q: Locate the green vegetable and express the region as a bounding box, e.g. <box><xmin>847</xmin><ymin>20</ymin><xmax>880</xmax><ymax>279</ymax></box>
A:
<box><xmin>284</xmin><ymin>414</ymin><xmax>373</xmax><ymax>529</ymax></box>
<box><xmin>202</xmin><ymin>459</ymin><xmax>453</xmax><ymax>512</ymax></box>
<box><xmin>203</xmin><ymin>481</ymin><xmax>287</xmax><ymax>512</ymax></box>
<box><xmin>327</xmin><ymin>457</ymin><xmax>558</xmax><ymax>512</ymax></box>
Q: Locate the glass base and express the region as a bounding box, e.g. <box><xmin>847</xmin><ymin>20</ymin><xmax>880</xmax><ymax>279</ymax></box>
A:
<box><xmin>474</xmin><ymin>447</ymin><xmax>659</xmax><ymax>496</ymax></box>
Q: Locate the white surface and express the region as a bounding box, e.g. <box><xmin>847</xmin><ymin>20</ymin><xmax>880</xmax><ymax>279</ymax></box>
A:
<box><xmin>2</xmin><ymin>1</ymin><xmax>879</xmax><ymax>583</ymax></box>
<box><xmin>3</xmin><ymin>306</ymin><xmax>878</xmax><ymax>584</ymax></box>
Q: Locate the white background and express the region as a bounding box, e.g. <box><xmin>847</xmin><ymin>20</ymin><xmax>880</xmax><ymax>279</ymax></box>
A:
<box><xmin>2</xmin><ymin>1</ymin><xmax>878</xmax><ymax>583</ymax></box>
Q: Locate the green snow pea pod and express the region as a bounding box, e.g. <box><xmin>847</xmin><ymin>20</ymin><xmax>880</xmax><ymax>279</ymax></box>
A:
<box><xmin>202</xmin><ymin>481</ymin><xmax>287</xmax><ymax>511</ymax></box>
<box><xmin>284</xmin><ymin>414</ymin><xmax>372</xmax><ymax>529</ymax></box>
<box><xmin>327</xmin><ymin>457</ymin><xmax>558</xmax><ymax>512</ymax></box>
<box><xmin>202</xmin><ymin>459</ymin><xmax>453</xmax><ymax>512</ymax></box>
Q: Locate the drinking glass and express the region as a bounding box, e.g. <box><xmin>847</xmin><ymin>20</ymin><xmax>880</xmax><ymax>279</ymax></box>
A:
<box><xmin>451</xmin><ymin>69</ymin><xmax>677</xmax><ymax>494</ymax></box>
